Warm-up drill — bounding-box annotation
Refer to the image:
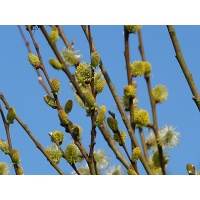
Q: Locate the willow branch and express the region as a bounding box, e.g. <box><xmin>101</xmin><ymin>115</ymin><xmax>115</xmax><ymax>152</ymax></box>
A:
<box><xmin>0</xmin><ymin>93</ymin><xmax>65</xmax><ymax>175</ymax></box>
<box><xmin>124</xmin><ymin>27</ymin><xmax>138</xmax><ymax>173</ymax></box>
<box><xmin>57</xmin><ymin>25</ymin><xmax>73</xmax><ymax>51</ymax></box>
<box><xmin>138</xmin><ymin>28</ymin><xmax>165</xmax><ymax>174</ymax></box>
<box><xmin>18</xmin><ymin>25</ymin><xmax>51</xmax><ymax>96</ymax></box>
<box><xmin>81</xmin><ymin>25</ymin><xmax>152</xmax><ymax>175</ymax></box>
<box><xmin>0</xmin><ymin>104</ymin><xmax>20</xmax><ymax>175</ymax></box>
<box><xmin>139</xmin><ymin>127</ymin><xmax>148</xmax><ymax>160</ymax></box>
<box><xmin>87</xmin><ymin>25</ymin><xmax>98</xmax><ymax>175</ymax></box>
<box><xmin>167</xmin><ymin>25</ymin><xmax>200</xmax><ymax>111</ymax></box>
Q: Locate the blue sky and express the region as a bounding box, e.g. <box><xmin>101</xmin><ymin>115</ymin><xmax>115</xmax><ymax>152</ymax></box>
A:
<box><xmin>0</xmin><ymin>25</ymin><xmax>200</xmax><ymax>175</ymax></box>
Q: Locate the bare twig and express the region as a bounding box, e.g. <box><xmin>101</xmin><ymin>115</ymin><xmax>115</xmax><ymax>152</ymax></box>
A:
<box><xmin>57</xmin><ymin>25</ymin><xmax>73</xmax><ymax>51</ymax></box>
<box><xmin>167</xmin><ymin>25</ymin><xmax>200</xmax><ymax>111</ymax></box>
<box><xmin>139</xmin><ymin>127</ymin><xmax>148</xmax><ymax>160</ymax></box>
<box><xmin>138</xmin><ymin>28</ymin><xmax>166</xmax><ymax>174</ymax></box>
<box><xmin>124</xmin><ymin>27</ymin><xmax>138</xmax><ymax>173</ymax></box>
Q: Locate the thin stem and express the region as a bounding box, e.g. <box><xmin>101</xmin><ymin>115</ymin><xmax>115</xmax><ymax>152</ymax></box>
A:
<box><xmin>81</xmin><ymin>25</ymin><xmax>152</xmax><ymax>175</ymax></box>
<box><xmin>57</xmin><ymin>25</ymin><xmax>73</xmax><ymax>51</ymax></box>
<box><xmin>0</xmin><ymin>104</ymin><xmax>19</xmax><ymax>175</ymax></box>
<box><xmin>19</xmin><ymin>25</ymin><xmax>51</xmax><ymax>96</ymax></box>
<box><xmin>138</xmin><ymin>29</ymin><xmax>165</xmax><ymax>174</ymax></box>
<box><xmin>139</xmin><ymin>127</ymin><xmax>148</xmax><ymax>160</ymax></box>
<box><xmin>167</xmin><ymin>25</ymin><xmax>200</xmax><ymax>111</ymax></box>
<box><xmin>18</xmin><ymin>25</ymin><xmax>32</xmax><ymax>53</ymax></box>
<box><xmin>87</xmin><ymin>25</ymin><xmax>98</xmax><ymax>174</ymax></box>
<box><xmin>124</xmin><ymin>27</ymin><xmax>135</xmax><ymax>151</ymax></box>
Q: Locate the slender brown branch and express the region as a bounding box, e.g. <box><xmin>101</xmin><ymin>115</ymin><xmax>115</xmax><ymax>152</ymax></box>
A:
<box><xmin>139</xmin><ymin>127</ymin><xmax>148</xmax><ymax>160</ymax></box>
<box><xmin>124</xmin><ymin>27</ymin><xmax>138</xmax><ymax>173</ymax></box>
<box><xmin>0</xmin><ymin>93</ymin><xmax>65</xmax><ymax>175</ymax></box>
<box><xmin>18</xmin><ymin>25</ymin><xmax>51</xmax><ymax>96</ymax></box>
<box><xmin>0</xmin><ymin>104</ymin><xmax>20</xmax><ymax>175</ymax></box>
<box><xmin>81</xmin><ymin>25</ymin><xmax>152</xmax><ymax>175</ymax></box>
<box><xmin>57</xmin><ymin>25</ymin><xmax>73</xmax><ymax>51</ymax></box>
<box><xmin>18</xmin><ymin>25</ymin><xmax>32</xmax><ymax>53</ymax></box>
<box><xmin>167</xmin><ymin>25</ymin><xmax>200</xmax><ymax>111</ymax></box>
<box><xmin>138</xmin><ymin>29</ymin><xmax>165</xmax><ymax>174</ymax></box>
<box><xmin>124</xmin><ymin>29</ymin><xmax>135</xmax><ymax>136</ymax></box>
<box><xmin>87</xmin><ymin>25</ymin><xmax>98</xmax><ymax>174</ymax></box>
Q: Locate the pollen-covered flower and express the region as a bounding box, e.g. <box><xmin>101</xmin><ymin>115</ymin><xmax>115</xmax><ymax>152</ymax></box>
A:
<box><xmin>49</xmin><ymin>26</ymin><xmax>59</xmax><ymax>43</ymax></box>
<box><xmin>49</xmin><ymin>130</ymin><xmax>65</xmax><ymax>144</ymax></box>
<box><xmin>120</xmin><ymin>96</ymin><xmax>139</xmax><ymax>110</ymax></box>
<box><xmin>151</xmin><ymin>150</ymin><xmax>169</xmax><ymax>168</ymax></box>
<box><xmin>94</xmin><ymin>70</ymin><xmax>106</xmax><ymax>94</ymax></box>
<box><xmin>28</xmin><ymin>53</ymin><xmax>40</xmax><ymax>68</ymax></box>
<box><xmin>49</xmin><ymin>58</ymin><xmax>63</xmax><ymax>70</ymax></box>
<box><xmin>125</xmin><ymin>25</ymin><xmax>142</xmax><ymax>33</ymax></box>
<box><xmin>62</xmin><ymin>48</ymin><xmax>82</xmax><ymax>66</ymax></box>
<box><xmin>94</xmin><ymin>105</ymin><xmax>106</xmax><ymax>127</ymax></box>
<box><xmin>83</xmin><ymin>90</ymin><xmax>97</xmax><ymax>109</ymax></box>
<box><xmin>64</xmin><ymin>142</ymin><xmax>83</xmax><ymax>164</ymax></box>
<box><xmin>50</xmin><ymin>78</ymin><xmax>60</xmax><ymax>95</ymax></box>
<box><xmin>11</xmin><ymin>149</ymin><xmax>21</xmax><ymax>165</ymax></box>
<box><xmin>142</xmin><ymin>61</ymin><xmax>152</xmax><ymax>76</ymax></box>
<box><xmin>134</xmin><ymin>109</ymin><xmax>150</xmax><ymax>127</ymax></box>
<box><xmin>158</xmin><ymin>125</ymin><xmax>180</xmax><ymax>149</ymax></box>
<box><xmin>46</xmin><ymin>144</ymin><xmax>62</xmax><ymax>164</ymax></box>
<box><xmin>152</xmin><ymin>85</ymin><xmax>168</xmax><ymax>103</ymax></box>
<box><xmin>105</xmin><ymin>165</ymin><xmax>125</xmax><ymax>175</ymax></box>
<box><xmin>107</xmin><ymin>117</ymin><xmax>119</xmax><ymax>132</ymax></box>
<box><xmin>148</xmin><ymin>158</ymin><xmax>162</xmax><ymax>175</ymax></box>
<box><xmin>74</xmin><ymin>92</ymin><xmax>85</xmax><ymax>108</ymax></box>
<box><xmin>91</xmin><ymin>51</ymin><xmax>100</xmax><ymax>67</ymax></box>
<box><xmin>58</xmin><ymin>110</ymin><xmax>69</xmax><ymax>126</ymax></box>
<box><xmin>131</xmin><ymin>61</ymin><xmax>145</xmax><ymax>76</ymax></box>
<box><xmin>6</xmin><ymin>107</ymin><xmax>16</xmax><ymax>124</ymax></box>
<box><xmin>75</xmin><ymin>62</ymin><xmax>91</xmax><ymax>84</ymax></box>
<box><xmin>132</xmin><ymin>147</ymin><xmax>142</xmax><ymax>162</ymax></box>
<box><xmin>0</xmin><ymin>140</ymin><xmax>9</xmax><ymax>154</ymax></box>
<box><xmin>64</xmin><ymin>99</ymin><xmax>73</xmax><ymax>114</ymax></box>
<box><xmin>43</xmin><ymin>95</ymin><xmax>57</xmax><ymax>108</ymax></box>
<box><xmin>94</xmin><ymin>149</ymin><xmax>109</xmax><ymax>169</ymax></box>
<box><xmin>124</xmin><ymin>85</ymin><xmax>136</xmax><ymax>99</ymax></box>
<box><xmin>72</xmin><ymin>124</ymin><xmax>82</xmax><ymax>140</ymax></box>
<box><xmin>145</xmin><ymin>131</ymin><xmax>157</xmax><ymax>150</ymax></box>
<box><xmin>0</xmin><ymin>162</ymin><xmax>10</xmax><ymax>175</ymax></box>
<box><xmin>113</xmin><ymin>130</ymin><xmax>127</xmax><ymax>145</ymax></box>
